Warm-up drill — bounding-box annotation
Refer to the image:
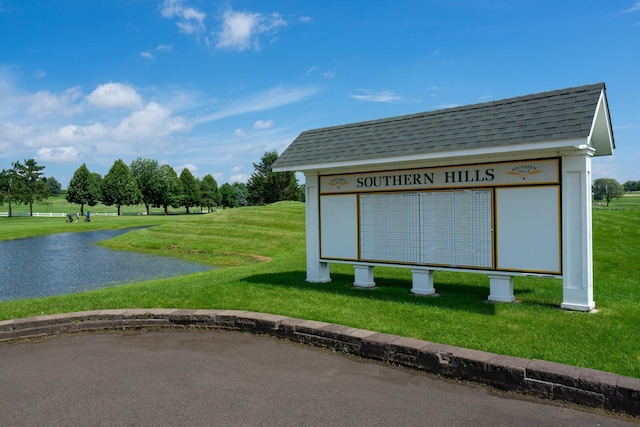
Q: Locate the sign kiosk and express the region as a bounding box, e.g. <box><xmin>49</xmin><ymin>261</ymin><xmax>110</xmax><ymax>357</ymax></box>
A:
<box><xmin>273</xmin><ymin>83</ymin><xmax>615</xmax><ymax>311</ymax></box>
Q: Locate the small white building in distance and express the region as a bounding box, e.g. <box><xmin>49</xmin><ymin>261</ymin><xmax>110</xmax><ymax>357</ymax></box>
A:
<box><xmin>273</xmin><ymin>83</ymin><xmax>615</xmax><ymax>311</ymax></box>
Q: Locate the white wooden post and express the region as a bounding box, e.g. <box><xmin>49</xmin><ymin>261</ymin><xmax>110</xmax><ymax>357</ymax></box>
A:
<box><xmin>561</xmin><ymin>153</ymin><xmax>595</xmax><ymax>311</ymax></box>
<box><xmin>304</xmin><ymin>173</ymin><xmax>331</xmax><ymax>283</ymax></box>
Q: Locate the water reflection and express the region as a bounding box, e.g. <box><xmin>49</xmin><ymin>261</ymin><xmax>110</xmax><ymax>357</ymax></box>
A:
<box><xmin>0</xmin><ymin>228</ymin><xmax>212</xmax><ymax>301</ymax></box>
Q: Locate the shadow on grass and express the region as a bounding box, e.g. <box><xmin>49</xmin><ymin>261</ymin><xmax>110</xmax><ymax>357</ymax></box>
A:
<box><xmin>242</xmin><ymin>270</ymin><xmax>497</xmax><ymax>316</ymax></box>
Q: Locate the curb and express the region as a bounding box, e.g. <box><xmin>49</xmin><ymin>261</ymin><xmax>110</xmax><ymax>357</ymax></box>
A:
<box><xmin>1</xmin><ymin>308</ymin><xmax>638</xmax><ymax>417</ymax></box>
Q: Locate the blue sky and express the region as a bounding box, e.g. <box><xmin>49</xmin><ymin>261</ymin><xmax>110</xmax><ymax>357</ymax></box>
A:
<box><xmin>0</xmin><ymin>1</ymin><xmax>638</xmax><ymax>188</ymax></box>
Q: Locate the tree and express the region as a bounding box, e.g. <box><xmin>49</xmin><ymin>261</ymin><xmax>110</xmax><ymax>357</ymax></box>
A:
<box><xmin>219</xmin><ymin>183</ymin><xmax>238</xmax><ymax>208</ymax></box>
<box><xmin>66</xmin><ymin>163</ymin><xmax>100</xmax><ymax>214</ymax></box>
<box><xmin>200</xmin><ymin>174</ymin><xmax>220</xmax><ymax>212</ymax></box>
<box><xmin>623</xmin><ymin>180</ymin><xmax>640</xmax><ymax>192</ymax></box>
<box><xmin>154</xmin><ymin>164</ymin><xmax>182</xmax><ymax>215</ymax></box>
<box><xmin>0</xmin><ymin>166</ymin><xmax>19</xmax><ymax>217</ymax></box>
<box><xmin>593</xmin><ymin>178</ymin><xmax>624</xmax><ymax>206</ymax></box>
<box><xmin>232</xmin><ymin>182</ymin><xmax>248</xmax><ymax>207</ymax></box>
<box><xmin>14</xmin><ymin>159</ymin><xmax>50</xmax><ymax>216</ymax></box>
<box><xmin>101</xmin><ymin>159</ymin><xmax>141</xmax><ymax>215</ymax></box>
<box><xmin>179</xmin><ymin>168</ymin><xmax>201</xmax><ymax>214</ymax></box>
<box><xmin>246</xmin><ymin>150</ymin><xmax>300</xmax><ymax>205</ymax></box>
<box><xmin>44</xmin><ymin>177</ymin><xmax>62</xmax><ymax>196</ymax></box>
<box><xmin>130</xmin><ymin>158</ymin><xmax>162</xmax><ymax>216</ymax></box>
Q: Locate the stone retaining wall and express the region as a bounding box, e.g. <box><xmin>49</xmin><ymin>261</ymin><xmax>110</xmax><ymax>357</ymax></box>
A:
<box><xmin>1</xmin><ymin>309</ymin><xmax>638</xmax><ymax>418</ymax></box>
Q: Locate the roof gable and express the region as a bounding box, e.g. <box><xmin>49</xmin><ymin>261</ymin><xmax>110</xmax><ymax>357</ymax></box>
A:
<box><xmin>274</xmin><ymin>83</ymin><xmax>614</xmax><ymax>171</ymax></box>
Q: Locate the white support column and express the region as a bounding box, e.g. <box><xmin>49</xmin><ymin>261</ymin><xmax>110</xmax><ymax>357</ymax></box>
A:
<box><xmin>411</xmin><ymin>269</ymin><xmax>436</xmax><ymax>295</ymax></box>
<box><xmin>488</xmin><ymin>275</ymin><xmax>516</xmax><ymax>303</ymax></box>
<box><xmin>561</xmin><ymin>153</ymin><xmax>595</xmax><ymax>311</ymax></box>
<box><xmin>305</xmin><ymin>173</ymin><xmax>331</xmax><ymax>283</ymax></box>
<box><xmin>353</xmin><ymin>265</ymin><xmax>375</xmax><ymax>288</ymax></box>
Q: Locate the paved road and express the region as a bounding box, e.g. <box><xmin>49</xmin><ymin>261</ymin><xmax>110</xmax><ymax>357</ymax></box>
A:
<box><xmin>0</xmin><ymin>331</ymin><xmax>635</xmax><ymax>426</ymax></box>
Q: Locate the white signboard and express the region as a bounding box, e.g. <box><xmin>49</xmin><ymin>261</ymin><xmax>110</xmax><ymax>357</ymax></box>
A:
<box><xmin>318</xmin><ymin>157</ymin><xmax>561</xmax><ymax>275</ymax></box>
<box><xmin>320</xmin><ymin>158</ymin><xmax>559</xmax><ymax>194</ymax></box>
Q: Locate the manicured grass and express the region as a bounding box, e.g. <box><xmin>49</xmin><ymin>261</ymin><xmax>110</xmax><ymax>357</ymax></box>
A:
<box><xmin>594</xmin><ymin>192</ymin><xmax>640</xmax><ymax>210</ymax></box>
<box><xmin>2</xmin><ymin>194</ymin><xmax>203</xmax><ymax>216</ymax></box>
<box><xmin>1</xmin><ymin>201</ymin><xmax>639</xmax><ymax>379</ymax></box>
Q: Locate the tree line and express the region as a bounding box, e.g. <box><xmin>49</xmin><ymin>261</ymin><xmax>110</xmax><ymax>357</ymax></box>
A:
<box><xmin>0</xmin><ymin>150</ymin><xmax>303</xmax><ymax>216</ymax></box>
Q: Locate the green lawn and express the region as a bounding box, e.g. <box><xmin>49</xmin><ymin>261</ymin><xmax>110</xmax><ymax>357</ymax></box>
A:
<box><xmin>1</xmin><ymin>200</ymin><xmax>639</xmax><ymax>379</ymax></box>
<box><xmin>1</xmin><ymin>194</ymin><xmax>205</xmax><ymax>216</ymax></box>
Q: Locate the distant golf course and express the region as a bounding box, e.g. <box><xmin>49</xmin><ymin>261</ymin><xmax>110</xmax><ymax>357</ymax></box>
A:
<box><xmin>1</xmin><ymin>194</ymin><xmax>639</xmax><ymax>378</ymax></box>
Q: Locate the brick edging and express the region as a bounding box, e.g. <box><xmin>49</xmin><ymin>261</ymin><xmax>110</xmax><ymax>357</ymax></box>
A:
<box><xmin>1</xmin><ymin>309</ymin><xmax>638</xmax><ymax>417</ymax></box>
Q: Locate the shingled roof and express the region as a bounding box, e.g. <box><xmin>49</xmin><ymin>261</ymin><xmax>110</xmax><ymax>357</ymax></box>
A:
<box><xmin>273</xmin><ymin>83</ymin><xmax>614</xmax><ymax>171</ymax></box>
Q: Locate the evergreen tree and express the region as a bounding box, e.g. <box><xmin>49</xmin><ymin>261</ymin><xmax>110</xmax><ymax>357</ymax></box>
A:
<box><xmin>13</xmin><ymin>159</ymin><xmax>50</xmax><ymax>216</ymax></box>
<box><xmin>66</xmin><ymin>163</ymin><xmax>100</xmax><ymax>215</ymax></box>
<box><xmin>179</xmin><ymin>168</ymin><xmax>201</xmax><ymax>214</ymax></box>
<box><xmin>0</xmin><ymin>168</ymin><xmax>18</xmax><ymax>217</ymax></box>
<box><xmin>246</xmin><ymin>150</ymin><xmax>299</xmax><ymax>205</ymax></box>
<box><xmin>200</xmin><ymin>174</ymin><xmax>220</xmax><ymax>212</ymax></box>
<box><xmin>44</xmin><ymin>177</ymin><xmax>62</xmax><ymax>196</ymax></box>
<box><xmin>232</xmin><ymin>182</ymin><xmax>248</xmax><ymax>207</ymax></box>
<box><xmin>220</xmin><ymin>183</ymin><xmax>238</xmax><ymax>208</ymax></box>
<box><xmin>101</xmin><ymin>159</ymin><xmax>141</xmax><ymax>215</ymax></box>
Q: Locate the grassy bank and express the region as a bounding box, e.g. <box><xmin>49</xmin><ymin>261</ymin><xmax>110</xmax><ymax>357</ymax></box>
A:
<box><xmin>1</xmin><ymin>201</ymin><xmax>639</xmax><ymax>378</ymax></box>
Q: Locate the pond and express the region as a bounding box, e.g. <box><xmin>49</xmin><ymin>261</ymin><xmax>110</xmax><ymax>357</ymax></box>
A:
<box><xmin>0</xmin><ymin>228</ymin><xmax>212</xmax><ymax>302</ymax></box>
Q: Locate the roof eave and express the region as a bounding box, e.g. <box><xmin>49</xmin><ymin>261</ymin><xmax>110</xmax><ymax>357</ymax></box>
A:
<box><xmin>273</xmin><ymin>138</ymin><xmax>592</xmax><ymax>173</ymax></box>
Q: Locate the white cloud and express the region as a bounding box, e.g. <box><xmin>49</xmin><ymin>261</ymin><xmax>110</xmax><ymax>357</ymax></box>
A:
<box><xmin>213</xmin><ymin>172</ymin><xmax>224</xmax><ymax>182</ymax></box>
<box><xmin>156</xmin><ymin>44</ymin><xmax>173</xmax><ymax>51</ymax></box>
<box><xmin>114</xmin><ymin>102</ymin><xmax>190</xmax><ymax>140</ymax></box>
<box><xmin>1</xmin><ymin>123</ymin><xmax>33</xmax><ymax>139</ymax></box>
<box><xmin>194</xmin><ymin>85</ymin><xmax>317</xmax><ymax>123</ymax></box>
<box><xmin>56</xmin><ymin>123</ymin><xmax>109</xmax><ymax>143</ymax></box>
<box><xmin>304</xmin><ymin>66</ymin><xmax>319</xmax><ymax>77</ymax></box>
<box><xmin>28</xmin><ymin>87</ymin><xmax>83</xmax><ymax>117</ymax></box>
<box><xmin>303</xmin><ymin>66</ymin><xmax>335</xmax><ymax>80</ymax></box>
<box><xmin>177</xmin><ymin>163</ymin><xmax>198</xmax><ymax>174</ymax></box>
<box><xmin>253</xmin><ymin>119</ymin><xmax>273</xmax><ymax>129</ymax></box>
<box><xmin>34</xmin><ymin>70</ymin><xmax>46</xmax><ymax>79</ymax></box>
<box><xmin>234</xmin><ymin>128</ymin><xmax>247</xmax><ymax>137</ymax></box>
<box><xmin>621</xmin><ymin>2</ymin><xmax>640</xmax><ymax>13</ymax></box>
<box><xmin>349</xmin><ymin>89</ymin><xmax>403</xmax><ymax>103</ymax></box>
<box><xmin>141</xmin><ymin>52</ymin><xmax>154</xmax><ymax>60</ymax></box>
<box><xmin>35</xmin><ymin>146</ymin><xmax>79</xmax><ymax>163</ymax></box>
<box><xmin>160</xmin><ymin>0</ymin><xmax>207</xmax><ymax>42</ymax></box>
<box><xmin>229</xmin><ymin>173</ymin><xmax>249</xmax><ymax>183</ymax></box>
<box><xmin>323</xmin><ymin>69</ymin><xmax>336</xmax><ymax>79</ymax></box>
<box><xmin>215</xmin><ymin>8</ymin><xmax>286</xmax><ymax>51</ymax></box>
<box><xmin>86</xmin><ymin>83</ymin><xmax>144</xmax><ymax>110</ymax></box>
<box><xmin>231</xmin><ymin>165</ymin><xmax>243</xmax><ymax>173</ymax></box>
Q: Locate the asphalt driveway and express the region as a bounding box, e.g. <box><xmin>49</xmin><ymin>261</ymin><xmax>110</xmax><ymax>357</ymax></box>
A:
<box><xmin>0</xmin><ymin>331</ymin><xmax>635</xmax><ymax>426</ymax></box>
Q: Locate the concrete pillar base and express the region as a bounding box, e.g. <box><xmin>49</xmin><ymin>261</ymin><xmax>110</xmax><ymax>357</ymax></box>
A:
<box><xmin>306</xmin><ymin>262</ymin><xmax>331</xmax><ymax>283</ymax></box>
<box><xmin>488</xmin><ymin>275</ymin><xmax>516</xmax><ymax>303</ymax></box>
<box><xmin>353</xmin><ymin>265</ymin><xmax>375</xmax><ymax>288</ymax></box>
<box><xmin>411</xmin><ymin>269</ymin><xmax>436</xmax><ymax>295</ymax></box>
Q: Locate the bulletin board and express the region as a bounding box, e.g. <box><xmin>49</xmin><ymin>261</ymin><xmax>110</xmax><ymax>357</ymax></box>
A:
<box><xmin>320</xmin><ymin>194</ymin><xmax>358</xmax><ymax>260</ymax></box>
<box><xmin>495</xmin><ymin>186</ymin><xmax>561</xmax><ymax>274</ymax></box>
<box><xmin>359</xmin><ymin>190</ymin><xmax>493</xmax><ymax>268</ymax></box>
<box><xmin>318</xmin><ymin>158</ymin><xmax>561</xmax><ymax>275</ymax></box>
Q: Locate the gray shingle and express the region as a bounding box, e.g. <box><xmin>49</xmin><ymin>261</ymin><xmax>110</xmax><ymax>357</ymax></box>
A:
<box><xmin>274</xmin><ymin>83</ymin><xmax>607</xmax><ymax>169</ymax></box>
